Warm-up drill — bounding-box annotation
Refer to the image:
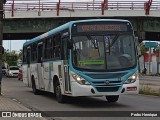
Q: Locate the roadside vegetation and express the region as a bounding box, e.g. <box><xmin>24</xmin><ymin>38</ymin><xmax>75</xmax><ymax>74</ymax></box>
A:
<box><xmin>139</xmin><ymin>89</ymin><xmax>160</xmax><ymax>96</ymax></box>
<box><xmin>139</xmin><ymin>83</ymin><xmax>160</xmax><ymax>96</ymax></box>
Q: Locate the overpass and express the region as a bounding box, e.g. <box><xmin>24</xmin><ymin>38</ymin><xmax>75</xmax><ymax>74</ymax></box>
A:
<box><xmin>3</xmin><ymin>0</ymin><xmax>160</xmax><ymax>42</ymax></box>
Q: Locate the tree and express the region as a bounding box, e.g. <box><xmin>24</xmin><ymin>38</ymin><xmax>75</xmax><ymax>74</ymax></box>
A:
<box><xmin>18</xmin><ymin>49</ymin><xmax>23</xmax><ymax>60</ymax></box>
<box><xmin>139</xmin><ymin>42</ymin><xmax>149</xmax><ymax>70</ymax></box>
<box><xmin>140</xmin><ymin>42</ymin><xmax>149</xmax><ymax>56</ymax></box>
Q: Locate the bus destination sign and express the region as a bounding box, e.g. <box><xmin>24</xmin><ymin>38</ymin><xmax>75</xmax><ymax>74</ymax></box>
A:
<box><xmin>76</xmin><ymin>24</ymin><xmax>128</xmax><ymax>32</ymax></box>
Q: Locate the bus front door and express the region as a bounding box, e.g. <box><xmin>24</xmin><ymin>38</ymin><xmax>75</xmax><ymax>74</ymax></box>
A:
<box><xmin>37</xmin><ymin>43</ymin><xmax>45</xmax><ymax>90</ymax></box>
<box><xmin>62</xmin><ymin>37</ymin><xmax>71</xmax><ymax>93</ymax></box>
<box><xmin>63</xmin><ymin>64</ymin><xmax>71</xmax><ymax>93</ymax></box>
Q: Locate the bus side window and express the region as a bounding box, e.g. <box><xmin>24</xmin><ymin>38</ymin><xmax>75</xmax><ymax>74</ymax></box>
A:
<box><xmin>62</xmin><ymin>36</ymin><xmax>69</xmax><ymax>60</ymax></box>
<box><xmin>38</xmin><ymin>43</ymin><xmax>43</xmax><ymax>63</ymax></box>
<box><xmin>23</xmin><ymin>47</ymin><xmax>27</xmax><ymax>63</ymax></box>
<box><xmin>55</xmin><ymin>46</ymin><xmax>60</xmax><ymax>58</ymax></box>
<box><xmin>27</xmin><ymin>47</ymin><xmax>31</xmax><ymax>64</ymax></box>
<box><xmin>53</xmin><ymin>34</ymin><xmax>61</xmax><ymax>59</ymax></box>
<box><xmin>31</xmin><ymin>43</ymin><xmax>37</xmax><ymax>62</ymax></box>
<box><xmin>44</xmin><ymin>38</ymin><xmax>53</xmax><ymax>59</ymax></box>
<box><xmin>52</xmin><ymin>40</ymin><xmax>55</xmax><ymax>58</ymax></box>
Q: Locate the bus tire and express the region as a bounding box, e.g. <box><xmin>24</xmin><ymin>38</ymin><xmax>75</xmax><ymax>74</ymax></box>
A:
<box><xmin>32</xmin><ymin>78</ymin><xmax>39</xmax><ymax>95</ymax></box>
<box><xmin>55</xmin><ymin>80</ymin><xmax>66</xmax><ymax>103</ymax></box>
<box><xmin>106</xmin><ymin>95</ymin><xmax>119</xmax><ymax>102</ymax></box>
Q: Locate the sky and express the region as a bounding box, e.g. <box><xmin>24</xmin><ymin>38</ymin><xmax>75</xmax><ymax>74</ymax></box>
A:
<box><xmin>3</xmin><ymin>40</ymin><xmax>27</xmax><ymax>52</ymax></box>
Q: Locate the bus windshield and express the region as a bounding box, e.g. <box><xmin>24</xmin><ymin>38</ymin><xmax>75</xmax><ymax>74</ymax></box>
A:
<box><xmin>72</xmin><ymin>34</ymin><xmax>136</xmax><ymax>71</ymax></box>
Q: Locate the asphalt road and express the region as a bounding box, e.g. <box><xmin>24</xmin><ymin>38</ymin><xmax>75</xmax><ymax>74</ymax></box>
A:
<box><xmin>1</xmin><ymin>77</ymin><xmax>160</xmax><ymax>120</ymax></box>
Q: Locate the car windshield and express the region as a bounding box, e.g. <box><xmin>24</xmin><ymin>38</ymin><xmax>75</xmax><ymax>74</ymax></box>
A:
<box><xmin>10</xmin><ymin>67</ymin><xmax>19</xmax><ymax>70</ymax></box>
<box><xmin>72</xmin><ymin>34</ymin><xmax>136</xmax><ymax>71</ymax></box>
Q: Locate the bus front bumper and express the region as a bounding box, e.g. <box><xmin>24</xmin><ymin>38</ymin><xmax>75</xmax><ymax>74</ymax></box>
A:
<box><xmin>71</xmin><ymin>82</ymin><xmax>121</xmax><ymax>97</ymax></box>
<box><xmin>122</xmin><ymin>80</ymin><xmax>139</xmax><ymax>94</ymax></box>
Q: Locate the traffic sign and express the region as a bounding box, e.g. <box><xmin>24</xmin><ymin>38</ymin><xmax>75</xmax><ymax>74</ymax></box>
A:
<box><xmin>144</xmin><ymin>42</ymin><xmax>158</xmax><ymax>48</ymax></box>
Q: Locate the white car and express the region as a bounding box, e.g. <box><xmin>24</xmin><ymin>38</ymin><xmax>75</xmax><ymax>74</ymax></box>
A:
<box><xmin>7</xmin><ymin>66</ymin><xmax>19</xmax><ymax>77</ymax></box>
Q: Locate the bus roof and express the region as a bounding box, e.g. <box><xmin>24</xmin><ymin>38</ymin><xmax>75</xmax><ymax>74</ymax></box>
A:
<box><xmin>23</xmin><ymin>19</ymin><xmax>130</xmax><ymax>47</ymax></box>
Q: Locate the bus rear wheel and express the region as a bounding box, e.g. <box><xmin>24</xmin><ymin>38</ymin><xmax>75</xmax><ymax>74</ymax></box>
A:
<box><xmin>106</xmin><ymin>95</ymin><xmax>119</xmax><ymax>102</ymax></box>
<box><xmin>32</xmin><ymin>78</ymin><xmax>39</xmax><ymax>95</ymax></box>
<box><xmin>55</xmin><ymin>80</ymin><xmax>66</xmax><ymax>103</ymax></box>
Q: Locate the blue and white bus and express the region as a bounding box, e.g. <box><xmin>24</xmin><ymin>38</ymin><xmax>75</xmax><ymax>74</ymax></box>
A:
<box><xmin>22</xmin><ymin>19</ymin><xmax>139</xmax><ymax>103</ymax></box>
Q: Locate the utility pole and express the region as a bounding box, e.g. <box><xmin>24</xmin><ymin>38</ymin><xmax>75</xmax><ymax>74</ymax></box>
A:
<box><xmin>0</xmin><ymin>0</ymin><xmax>6</xmax><ymax>96</ymax></box>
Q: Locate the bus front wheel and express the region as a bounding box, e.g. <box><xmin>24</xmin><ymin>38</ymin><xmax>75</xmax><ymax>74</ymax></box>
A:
<box><xmin>106</xmin><ymin>95</ymin><xmax>119</xmax><ymax>102</ymax></box>
<box><xmin>55</xmin><ymin>80</ymin><xmax>66</xmax><ymax>103</ymax></box>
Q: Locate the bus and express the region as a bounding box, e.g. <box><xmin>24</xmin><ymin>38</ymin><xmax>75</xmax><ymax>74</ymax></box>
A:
<box><xmin>22</xmin><ymin>19</ymin><xmax>139</xmax><ymax>103</ymax></box>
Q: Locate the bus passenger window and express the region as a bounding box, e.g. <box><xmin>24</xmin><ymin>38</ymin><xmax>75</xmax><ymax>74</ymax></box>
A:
<box><xmin>55</xmin><ymin>46</ymin><xmax>60</xmax><ymax>58</ymax></box>
<box><xmin>31</xmin><ymin>43</ymin><xmax>37</xmax><ymax>62</ymax></box>
<box><xmin>45</xmin><ymin>38</ymin><xmax>53</xmax><ymax>59</ymax></box>
<box><xmin>53</xmin><ymin>34</ymin><xmax>61</xmax><ymax>59</ymax></box>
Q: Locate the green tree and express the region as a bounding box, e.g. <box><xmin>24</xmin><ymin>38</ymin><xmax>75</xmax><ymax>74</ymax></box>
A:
<box><xmin>139</xmin><ymin>42</ymin><xmax>149</xmax><ymax>70</ymax></box>
<box><xmin>140</xmin><ymin>42</ymin><xmax>149</xmax><ymax>56</ymax></box>
<box><xmin>3</xmin><ymin>50</ymin><xmax>18</xmax><ymax>66</ymax></box>
<box><xmin>18</xmin><ymin>49</ymin><xmax>23</xmax><ymax>60</ymax></box>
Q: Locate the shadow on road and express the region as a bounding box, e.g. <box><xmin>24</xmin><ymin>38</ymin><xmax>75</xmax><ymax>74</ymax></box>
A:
<box><xmin>33</xmin><ymin>91</ymin><xmax>130</xmax><ymax>109</ymax></box>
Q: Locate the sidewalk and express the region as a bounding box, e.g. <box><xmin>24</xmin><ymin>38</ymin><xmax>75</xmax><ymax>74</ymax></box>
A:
<box><xmin>0</xmin><ymin>95</ymin><xmax>47</xmax><ymax>120</ymax></box>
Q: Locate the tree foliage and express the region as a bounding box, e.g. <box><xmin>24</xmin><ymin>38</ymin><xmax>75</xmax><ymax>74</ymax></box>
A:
<box><xmin>2</xmin><ymin>49</ymin><xmax>23</xmax><ymax>66</ymax></box>
<box><xmin>139</xmin><ymin>42</ymin><xmax>149</xmax><ymax>56</ymax></box>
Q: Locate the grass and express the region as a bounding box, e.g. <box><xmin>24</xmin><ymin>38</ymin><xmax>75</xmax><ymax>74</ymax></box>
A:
<box><xmin>139</xmin><ymin>89</ymin><xmax>160</xmax><ymax>96</ymax></box>
<box><xmin>139</xmin><ymin>83</ymin><xmax>160</xmax><ymax>96</ymax></box>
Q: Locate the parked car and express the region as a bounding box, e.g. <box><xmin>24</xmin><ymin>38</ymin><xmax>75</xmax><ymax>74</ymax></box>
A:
<box><xmin>18</xmin><ymin>69</ymin><xmax>23</xmax><ymax>80</ymax></box>
<box><xmin>6</xmin><ymin>66</ymin><xmax>19</xmax><ymax>77</ymax></box>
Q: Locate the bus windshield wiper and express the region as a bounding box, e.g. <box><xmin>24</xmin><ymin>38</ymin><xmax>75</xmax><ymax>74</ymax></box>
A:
<box><xmin>87</xmin><ymin>35</ymin><xmax>98</xmax><ymax>49</ymax></box>
<box><xmin>106</xmin><ymin>34</ymin><xmax>119</xmax><ymax>55</ymax></box>
<box><xmin>86</xmin><ymin>35</ymin><xmax>100</xmax><ymax>56</ymax></box>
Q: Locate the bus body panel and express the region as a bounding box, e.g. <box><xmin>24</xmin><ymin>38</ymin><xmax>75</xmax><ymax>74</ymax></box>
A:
<box><xmin>43</xmin><ymin>61</ymin><xmax>62</xmax><ymax>92</ymax></box>
<box><xmin>22</xmin><ymin>64</ymin><xmax>30</xmax><ymax>86</ymax></box>
<box><xmin>37</xmin><ymin>63</ymin><xmax>45</xmax><ymax>90</ymax></box>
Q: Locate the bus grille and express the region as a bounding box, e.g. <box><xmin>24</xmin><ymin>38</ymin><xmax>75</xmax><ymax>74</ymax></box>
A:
<box><xmin>92</xmin><ymin>81</ymin><xmax>122</xmax><ymax>85</ymax></box>
<box><xmin>95</xmin><ymin>87</ymin><xmax>119</xmax><ymax>92</ymax></box>
<box><xmin>91</xmin><ymin>81</ymin><xmax>122</xmax><ymax>92</ymax></box>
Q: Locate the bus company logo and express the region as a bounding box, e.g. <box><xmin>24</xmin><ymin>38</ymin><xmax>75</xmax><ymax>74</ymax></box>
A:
<box><xmin>105</xmin><ymin>80</ymin><xmax>110</xmax><ymax>85</ymax></box>
<box><xmin>2</xmin><ymin>112</ymin><xmax>11</xmax><ymax>117</ymax></box>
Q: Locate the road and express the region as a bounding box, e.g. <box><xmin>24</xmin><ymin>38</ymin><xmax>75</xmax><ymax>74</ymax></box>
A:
<box><xmin>1</xmin><ymin>77</ymin><xmax>160</xmax><ymax>120</ymax></box>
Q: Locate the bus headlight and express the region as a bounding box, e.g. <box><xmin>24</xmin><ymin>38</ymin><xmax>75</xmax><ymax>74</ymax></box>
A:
<box><xmin>125</xmin><ymin>73</ymin><xmax>137</xmax><ymax>84</ymax></box>
<box><xmin>72</xmin><ymin>74</ymin><xmax>90</xmax><ymax>85</ymax></box>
